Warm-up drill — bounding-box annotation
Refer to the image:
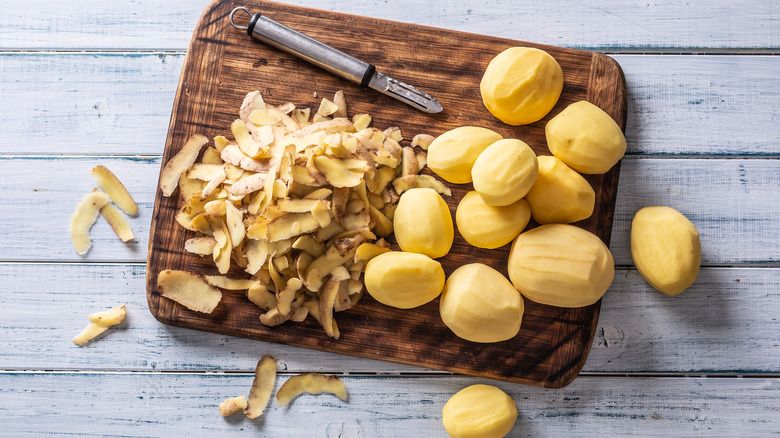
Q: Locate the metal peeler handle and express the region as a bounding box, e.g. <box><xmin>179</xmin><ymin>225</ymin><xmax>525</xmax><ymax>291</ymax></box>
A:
<box><xmin>230</xmin><ymin>7</ymin><xmax>376</xmax><ymax>88</ymax></box>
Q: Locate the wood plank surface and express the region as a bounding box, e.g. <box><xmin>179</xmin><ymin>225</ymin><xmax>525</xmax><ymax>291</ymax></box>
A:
<box><xmin>1</xmin><ymin>0</ymin><xmax>780</xmax><ymax>435</ymax></box>
<box><xmin>3</xmin><ymin>54</ymin><xmax>779</xmax><ymax>156</ymax></box>
<box><xmin>145</xmin><ymin>0</ymin><xmax>627</xmax><ymax>388</ymax></box>
<box><xmin>3</xmin><ymin>156</ymin><xmax>777</xmax><ymax>265</ymax></box>
<box><xmin>2</xmin><ymin>372</ymin><xmax>778</xmax><ymax>437</ymax></box>
<box><xmin>2</xmin><ymin>262</ymin><xmax>778</xmax><ymax>375</ymax></box>
<box><xmin>2</xmin><ymin>0</ymin><xmax>779</xmax><ymax>51</ymax></box>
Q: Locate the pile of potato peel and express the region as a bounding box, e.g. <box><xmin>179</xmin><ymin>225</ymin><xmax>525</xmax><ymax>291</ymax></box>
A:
<box><xmin>158</xmin><ymin>90</ymin><xmax>446</xmax><ymax>339</ymax></box>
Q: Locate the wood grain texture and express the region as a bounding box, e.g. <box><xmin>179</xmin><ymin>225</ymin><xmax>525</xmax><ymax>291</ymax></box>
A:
<box><xmin>3</xmin><ymin>54</ymin><xmax>779</xmax><ymax>156</ymax></box>
<box><xmin>2</xmin><ymin>263</ymin><xmax>779</xmax><ymax>375</ymax></box>
<box><xmin>2</xmin><ymin>156</ymin><xmax>777</xmax><ymax>265</ymax></box>
<box><xmin>145</xmin><ymin>0</ymin><xmax>627</xmax><ymax>388</ymax></box>
<box><xmin>2</xmin><ymin>0</ymin><xmax>779</xmax><ymax>51</ymax></box>
<box><xmin>2</xmin><ymin>372</ymin><xmax>779</xmax><ymax>437</ymax></box>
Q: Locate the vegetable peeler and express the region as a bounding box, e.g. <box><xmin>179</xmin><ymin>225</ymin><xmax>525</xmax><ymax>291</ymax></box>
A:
<box><xmin>229</xmin><ymin>7</ymin><xmax>443</xmax><ymax>114</ymax></box>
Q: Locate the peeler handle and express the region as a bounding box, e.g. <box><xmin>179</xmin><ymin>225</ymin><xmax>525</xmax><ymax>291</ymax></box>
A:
<box><xmin>231</xmin><ymin>7</ymin><xmax>376</xmax><ymax>88</ymax></box>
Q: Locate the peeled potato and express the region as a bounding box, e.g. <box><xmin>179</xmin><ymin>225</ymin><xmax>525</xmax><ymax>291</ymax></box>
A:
<box><xmin>524</xmin><ymin>155</ymin><xmax>595</xmax><ymax>224</ymax></box>
<box><xmin>480</xmin><ymin>46</ymin><xmax>563</xmax><ymax>125</ymax></box>
<box><xmin>364</xmin><ymin>251</ymin><xmax>445</xmax><ymax>309</ymax></box>
<box><xmin>545</xmin><ymin>100</ymin><xmax>626</xmax><ymax>174</ymax></box>
<box><xmin>439</xmin><ymin>264</ymin><xmax>524</xmax><ymax>343</ymax></box>
<box><xmin>393</xmin><ymin>188</ymin><xmax>454</xmax><ymax>259</ymax></box>
<box><xmin>471</xmin><ymin>138</ymin><xmax>538</xmax><ymax>206</ymax></box>
<box><xmin>442</xmin><ymin>384</ymin><xmax>517</xmax><ymax>438</ymax></box>
<box><xmin>455</xmin><ymin>191</ymin><xmax>530</xmax><ymax>249</ymax></box>
<box><xmin>508</xmin><ymin>224</ymin><xmax>614</xmax><ymax>308</ymax></box>
<box><xmin>631</xmin><ymin>206</ymin><xmax>701</xmax><ymax>296</ymax></box>
<box><xmin>427</xmin><ymin>127</ymin><xmax>503</xmax><ymax>184</ymax></box>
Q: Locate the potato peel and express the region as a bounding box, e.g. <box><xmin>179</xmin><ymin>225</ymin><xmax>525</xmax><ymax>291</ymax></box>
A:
<box><xmin>74</xmin><ymin>304</ymin><xmax>126</xmax><ymax>345</ymax></box>
<box><xmin>88</xmin><ymin>304</ymin><xmax>127</xmax><ymax>327</ymax></box>
<box><xmin>245</xmin><ymin>355</ymin><xmax>277</xmax><ymax>419</ymax></box>
<box><xmin>276</xmin><ymin>373</ymin><xmax>348</xmax><ymax>407</ymax></box>
<box><xmin>70</xmin><ymin>191</ymin><xmax>110</xmax><ymax>255</ymax></box>
<box><xmin>204</xmin><ymin>275</ymin><xmax>256</xmax><ymax>290</ymax></box>
<box><xmin>157</xmin><ymin>270</ymin><xmax>222</xmax><ymax>313</ymax></box>
<box><xmin>162</xmin><ymin>90</ymin><xmax>447</xmax><ymax>340</ymax></box>
<box><xmin>73</xmin><ymin>323</ymin><xmax>108</xmax><ymax>346</ymax></box>
<box><xmin>90</xmin><ymin>165</ymin><xmax>138</xmax><ymax>216</ymax></box>
<box><xmin>160</xmin><ymin>134</ymin><xmax>208</xmax><ymax>197</ymax></box>
<box><xmin>219</xmin><ymin>395</ymin><xmax>248</xmax><ymax>417</ymax></box>
<box><xmin>99</xmin><ymin>202</ymin><xmax>135</xmax><ymax>243</ymax></box>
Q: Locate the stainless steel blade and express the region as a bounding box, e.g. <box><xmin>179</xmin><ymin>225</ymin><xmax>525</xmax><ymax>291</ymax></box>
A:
<box><xmin>368</xmin><ymin>72</ymin><xmax>443</xmax><ymax>114</ymax></box>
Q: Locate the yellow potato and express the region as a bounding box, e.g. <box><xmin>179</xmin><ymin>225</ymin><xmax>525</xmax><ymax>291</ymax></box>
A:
<box><xmin>427</xmin><ymin>127</ymin><xmax>503</xmax><ymax>184</ymax></box>
<box><xmin>545</xmin><ymin>100</ymin><xmax>626</xmax><ymax>174</ymax></box>
<box><xmin>631</xmin><ymin>206</ymin><xmax>701</xmax><ymax>296</ymax></box>
<box><xmin>442</xmin><ymin>384</ymin><xmax>517</xmax><ymax>438</ymax></box>
<box><xmin>508</xmin><ymin>224</ymin><xmax>614</xmax><ymax>308</ymax></box>
<box><xmin>480</xmin><ymin>47</ymin><xmax>563</xmax><ymax>126</ymax></box>
<box><xmin>439</xmin><ymin>264</ymin><xmax>524</xmax><ymax>343</ymax></box>
<box><xmin>393</xmin><ymin>188</ymin><xmax>453</xmax><ymax>259</ymax></box>
<box><xmin>524</xmin><ymin>155</ymin><xmax>595</xmax><ymax>224</ymax></box>
<box><xmin>364</xmin><ymin>252</ymin><xmax>445</xmax><ymax>309</ymax></box>
<box><xmin>471</xmin><ymin>139</ymin><xmax>538</xmax><ymax>206</ymax></box>
<box><xmin>455</xmin><ymin>191</ymin><xmax>530</xmax><ymax>249</ymax></box>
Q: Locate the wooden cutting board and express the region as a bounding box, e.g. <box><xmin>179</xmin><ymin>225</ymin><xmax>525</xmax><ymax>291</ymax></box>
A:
<box><xmin>147</xmin><ymin>0</ymin><xmax>626</xmax><ymax>388</ymax></box>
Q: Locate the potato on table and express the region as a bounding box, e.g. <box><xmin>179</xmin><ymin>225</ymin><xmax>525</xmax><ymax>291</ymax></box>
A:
<box><xmin>442</xmin><ymin>384</ymin><xmax>518</xmax><ymax>438</ymax></box>
<box><xmin>631</xmin><ymin>206</ymin><xmax>701</xmax><ymax>296</ymax></box>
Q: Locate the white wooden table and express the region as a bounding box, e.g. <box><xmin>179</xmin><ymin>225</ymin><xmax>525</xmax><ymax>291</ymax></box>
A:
<box><xmin>1</xmin><ymin>1</ymin><xmax>779</xmax><ymax>436</ymax></box>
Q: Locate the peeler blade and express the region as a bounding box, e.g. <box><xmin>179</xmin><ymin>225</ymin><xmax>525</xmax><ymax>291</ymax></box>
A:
<box><xmin>368</xmin><ymin>72</ymin><xmax>443</xmax><ymax>114</ymax></box>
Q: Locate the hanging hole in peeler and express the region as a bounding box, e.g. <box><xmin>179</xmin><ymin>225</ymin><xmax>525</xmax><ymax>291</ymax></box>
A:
<box><xmin>229</xmin><ymin>7</ymin><xmax>253</xmax><ymax>30</ymax></box>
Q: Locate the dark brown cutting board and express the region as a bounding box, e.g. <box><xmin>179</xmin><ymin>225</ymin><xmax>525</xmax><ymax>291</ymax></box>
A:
<box><xmin>147</xmin><ymin>0</ymin><xmax>626</xmax><ymax>388</ymax></box>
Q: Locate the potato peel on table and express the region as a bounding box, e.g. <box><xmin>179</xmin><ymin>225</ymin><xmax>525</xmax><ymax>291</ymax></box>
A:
<box><xmin>73</xmin><ymin>304</ymin><xmax>127</xmax><ymax>346</ymax></box>
<box><xmin>245</xmin><ymin>355</ymin><xmax>278</xmax><ymax>419</ymax></box>
<box><xmin>70</xmin><ymin>191</ymin><xmax>110</xmax><ymax>255</ymax></box>
<box><xmin>276</xmin><ymin>373</ymin><xmax>348</xmax><ymax>407</ymax></box>
<box><xmin>90</xmin><ymin>165</ymin><xmax>139</xmax><ymax>216</ymax></box>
